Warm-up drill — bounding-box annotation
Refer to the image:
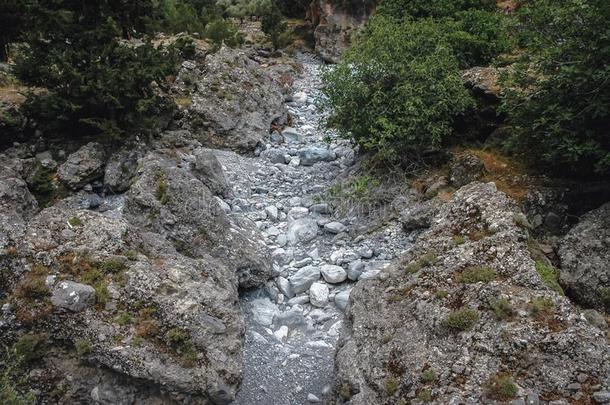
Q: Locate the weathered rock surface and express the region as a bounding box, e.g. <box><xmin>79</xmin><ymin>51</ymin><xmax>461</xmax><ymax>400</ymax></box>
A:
<box><xmin>308</xmin><ymin>0</ymin><xmax>374</xmax><ymax>63</ymax></box>
<box><xmin>334</xmin><ymin>182</ymin><xmax>610</xmax><ymax>404</ymax></box>
<box><xmin>559</xmin><ymin>202</ymin><xmax>610</xmax><ymax>312</ymax></box>
<box><xmin>175</xmin><ymin>46</ymin><xmax>288</xmax><ymax>152</ymax></box>
<box><xmin>103</xmin><ymin>146</ymin><xmax>143</xmax><ymax>193</ymax></box>
<box><xmin>449</xmin><ymin>152</ymin><xmax>486</xmax><ymax>187</ymax></box>
<box><xmin>57</xmin><ymin>142</ymin><xmax>106</xmax><ymax>190</ymax></box>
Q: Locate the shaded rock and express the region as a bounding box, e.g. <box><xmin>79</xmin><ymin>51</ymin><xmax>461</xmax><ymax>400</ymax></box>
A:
<box><xmin>298</xmin><ymin>147</ymin><xmax>336</xmax><ymax>166</ymax></box>
<box><xmin>334</xmin><ymin>289</ymin><xmax>351</xmax><ymax>311</ymax></box>
<box><xmin>175</xmin><ymin>46</ymin><xmax>287</xmax><ymax>152</ymax></box>
<box><xmin>334</xmin><ymin>182</ymin><xmax>610</xmax><ymax>404</ymax></box>
<box><xmin>324</xmin><ymin>221</ymin><xmax>347</xmax><ymax>234</ymax></box>
<box><xmin>104</xmin><ymin>147</ymin><xmax>142</xmax><ymax>193</ymax></box>
<box><xmin>289</xmin><ymin>266</ymin><xmax>320</xmax><ymax>294</ymax></box>
<box><xmin>320</xmin><ymin>264</ymin><xmax>347</xmax><ymax>284</ymax></box>
<box><xmin>309</xmin><ymin>282</ymin><xmax>329</xmax><ymax>308</ymax></box>
<box><xmin>450</xmin><ymin>152</ymin><xmax>486</xmax><ymax>187</ymax></box>
<box><xmin>399</xmin><ymin>199</ymin><xmax>440</xmax><ymax>232</ymax></box>
<box><xmin>192</xmin><ymin>149</ymin><xmax>230</xmax><ymax>197</ymax></box>
<box><xmin>559</xmin><ymin>202</ymin><xmax>610</xmax><ymax>312</ymax></box>
<box><xmin>50</xmin><ymin>281</ymin><xmax>96</xmax><ymax>312</ymax></box>
<box><xmin>57</xmin><ymin>142</ymin><xmax>106</xmax><ymax>190</ymax></box>
<box><xmin>250</xmin><ymin>298</ymin><xmax>279</xmax><ymax>326</ymax></box>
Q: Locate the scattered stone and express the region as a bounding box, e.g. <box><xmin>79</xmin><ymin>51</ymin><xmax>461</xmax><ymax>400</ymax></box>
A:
<box><xmin>277</xmin><ymin>276</ymin><xmax>294</xmax><ymax>298</ymax></box>
<box><xmin>298</xmin><ymin>147</ymin><xmax>336</xmax><ymax>166</ymax></box>
<box><xmin>286</xmin><ymin>218</ymin><xmax>319</xmax><ymax>245</ymax></box>
<box><xmin>449</xmin><ymin>152</ymin><xmax>486</xmax><ymax>187</ymax></box>
<box><xmin>320</xmin><ymin>264</ymin><xmax>347</xmax><ymax>284</ymax></box>
<box><xmin>250</xmin><ymin>298</ymin><xmax>279</xmax><ymax>327</ymax></box>
<box><xmin>310</xmin><ymin>203</ymin><xmax>330</xmax><ymax>215</ymax></box>
<box><xmin>324</xmin><ymin>221</ymin><xmax>347</xmax><ymax>234</ymax></box>
<box><xmin>273</xmin><ymin>325</ymin><xmax>289</xmax><ymax>343</ymax></box>
<box><xmin>347</xmin><ymin>260</ymin><xmax>365</xmax><ymax>281</ymax></box>
<box><xmin>309</xmin><ymin>282</ymin><xmax>329</xmax><ymax>308</ymax></box>
<box><xmin>307</xmin><ymin>393</ymin><xmax>321</xmax><ymax>403</ymax></box>
<box><xmin>334</xmin><ymin>290</ymin><xmax>351</xmax><ymax>311</ymax></box>
<box><xmin>50</xmin><ymin>281</ymin><xmax>96</xmax><ymax>312</ymax></box>
<box><xmin>57</xmin><ymin>142</ymin><xmax>106</xmax><ymax>190</ymax></box>
<box><xmin>289</xmin><ymin>266</ymin><xmax>321</xmax><ymax>294</ymax></box>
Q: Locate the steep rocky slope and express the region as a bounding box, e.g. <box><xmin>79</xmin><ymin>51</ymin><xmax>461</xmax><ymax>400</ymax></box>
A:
<box><xmin>332</xmin><ymin>182</ymin><xmax>610</xmax><ymax>404</ymax></box>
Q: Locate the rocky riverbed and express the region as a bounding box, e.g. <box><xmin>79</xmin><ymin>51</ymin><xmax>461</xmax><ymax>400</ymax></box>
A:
<box><xmin>210</xmin><ymin>54</ymin><xmax>413</xmax><ymax>404</ymax></box>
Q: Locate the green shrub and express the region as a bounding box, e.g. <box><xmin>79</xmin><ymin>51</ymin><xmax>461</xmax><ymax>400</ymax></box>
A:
<box><xmin>0</xmin><ymin>369</ymin><xmax>35</xmax><ymax>405</ymax></box>
<box><xmin>385</xmin><ymin>377</ymin><xmax>398</xmax><ymax>395</ymax></box>
<box><xmin>12</xmin><ymin>334</ymin><xmax>47</xmax><ymax>363</ymax></box>
<box><xmin>74</xmin><ymin>339</ymin><xmax>92</xmax><ymax>357</ymax></box>
<box><xmin>204</xmin><ymin>19</ymin><xmax>244</xmax><ymax>50</ymax></box>
<box><xmin>155</xmin><ymin>173</ymin><xmax>170</xmax><ymax>205</ymax></box>
<box><xmin>421</xmin><ymin>369</ymin><xmax>437</xmax><ymax>383</ymax></box>
<box><xmin>417</xmin><ymin>388</ymin><xmax>433</xmax><ymax>402</ymax></box>
<box><xmin>376</xmin><ymin>0</ymin><xmax>496</xmax><ymax>20</ymax></box>
<box><xmin>99</xmin><ymin>259</ymin><xmax>127</xmax><ymax>275</ymax></box>
<box><xmin>321</xmin><ymin>15</ymin><xmax>473</xmax><ymax>165</ymax></box>
<box><xmin>530</xmin><ymin>297</ymin><xmax>554</xmax><ymax>319</ymax></box>
<box><xmin>501</xmin><ymin>0</ymin><xmax>610</xmax><ymax>177</ymax></box>
<box><xmin>116</xmin><ymin>312</ymin><xmax>133</xmax><ymax>326</ymax></box>
<box><xmin>460</xmin><ymin>266</ymin><xmax>497</xmax><ymax>283</ymax></box>
<box><xmin>166</xmin><ymin>328</ymin><xmax>188</xmax><ymax>345</ymax></box>
<box><xmin>68</xmin><ymin>217</ymin><xmax>83</xmax><ymax>228</ymax></box>
<box><xmin>489</xmin><ymin>297</ymin><xmax>514</xmax><ymax>320</ymax></box>
<box><xmin>260</xmin><ymin>2</ymin><xmax>289</xmax><ymax>50</ymax></box>
<box><xmin>535</xmin><ymin>261</ymin><xmax>564</xmax><ymax>296</ymax></box>
<box><xmin>443</xmin><ymin>308</ymin><xmax>480</xmax><ymax>331</ymax></box>
<box><xmin>452</xmin><ymin>235</ymin><xmax>466</xmax><ymax>245</ymax></box>
<box><xmin>14</xmin><ymin>2</ymin><xmax>180</xmax><ymax>143</ymax></box>
<box><xmin>486</xmin><ymin>374</ymin><xmax>518</xmax><ymax>401</ymax></box>
<box><xmin>435</xmin><ymin>290</ymin><xmax>449</xmax><ymax>299</ymax></box>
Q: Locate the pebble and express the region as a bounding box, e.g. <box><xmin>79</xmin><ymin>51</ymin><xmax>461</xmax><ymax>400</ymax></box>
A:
<box><xmin>320</xmin><ymin>264</ymin><xmax>347</xmax><ymax>284</ymax></box>
<box><xmin>307</xmin><ymin>393</ymin><xmax>321</xmax><ymax>403</ymax></box>
<box><xmin>324</xmin><ymin>221</ymin><xmax>347</xmax><ymax>234</ymax></box>
<box><xmin>309</xmin><ymin>282</ymin><xmax>330</xmax><ymax>308</ymax></box>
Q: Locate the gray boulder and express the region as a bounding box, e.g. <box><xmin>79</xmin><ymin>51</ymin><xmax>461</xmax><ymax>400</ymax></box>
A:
<box><xmin>286</xmin><ymin>217</ymin><xmax>319</xmax><ymax>245</ymax></box>
<box><xmin>399</xmin><ymin>199</ymin><xmax>440</xmax><ymax>232</ymax></box>
<box><xmin>289</xmin><ymin>266</ymin><xmax>321</xmax><ymax>294</ymax></box>
<box><xmin>175</xmin><ymin>46</ymin><xmax>287</xmax><ymax>152</ymax></box>
<box><xmin>449</xmin><ymin>152</ymin><xmax>487</xmax><ymax>187</ymax></box>
<box><xmin>192</xmin><ymin>149</ymin><xmax>230</xmax><ymax>197</ymax></box>
<box><xmin>559</xmin><ymin>202</ymin><xmax>610</xmax><ymax>312</ymax></box>
<box><xmin>50</xmin><ymin>281</ymin><xmax>96</xmax><ymax>312</ymax></box>
<box><xmin>320</xmin><ymin>264</ymin><xmax>347</xmax><ymax>284</ymax></box>
<box><xmin>103</xmin><ymin>147</ymin><xmax>142</xmax><ymax>193</ymax></box>
<box><xmin>334</xmin><ymin>182</ymin><xmax>610</xmax><ymax>404</ymax></box>
<box><xmin>57</xmin><ymin>142</ymin><xmax>106</xmax><ymax>190</ymax></box>
<box><xmin>298</xmin><ymin>147</ymin><xmax>336</xmax><ymax>166</ymax></box>
<box><xmin>124</xmin><ymin>151</ymin><xmax>274</xmax><ymax>290</ymax></box>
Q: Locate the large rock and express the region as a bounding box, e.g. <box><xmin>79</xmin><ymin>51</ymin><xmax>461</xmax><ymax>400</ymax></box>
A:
<box><xmin>289</xmin><ymin>266</ymin><xmax>321</xmax><ymax>294</ymax></box>
<box><xmin>449</xmin><ymin>152</ymin><xmax>487</xmax><ymax>187</ymax></box>
<box><xmin>286</xmin><ymin>217</ymin><xmax>319</xmax><ymax>245</ymax></box>
<box><xmin>57</xmin><ymin>142</ymin><xmax>106</xmax><ymax>190</ymax></box>
<box><xmin>50</xmin><ymin>281</ymin><xmax>96</xmax><ymax>312</ymax></box>
<box><xmin>333</xmin><ymin>182</ymin><xmax>610</xmax><ymax>404</ymax></box>
<box><xmin>104</xmin><ymin>146</ymin><xmax>143</xmax><ymax>193</ymax></box>
<box><xmin>192</xmin><ymin>149</ymin><xmax>230</xmax><ymax>197</ymax></box>
<box><xmin>124</xmin><ymin>151</ymin><xmax>275</xmax><ymax>290</ymax></box>
<box><xmin>176</xmin><ymin>46</ymin><xmax>287</xmax><ymax>152</ymax></box>
<box><xmin>298</xmin><ymin>147</ymin><xmax>336</xmax><ymax>166</ymax></box>
<box><xmin>320</xmin><ymin>264</ymin><xmax>347</xmax><ymax>284</ymax></box>
<box><xmin>559</xmin><ymin>202</ymin><xmax>610</xmax><ymax>312</ymax></box>
<box><xmin>308</xmin><ymin>0</ymin><xmax>373</xmax><ymax>63</ymax></box>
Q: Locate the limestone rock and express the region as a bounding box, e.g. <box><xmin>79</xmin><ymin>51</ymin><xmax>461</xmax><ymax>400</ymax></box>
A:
<box><xmin>50</xmin><ymin>281</ymin><xmax>96</xmax><ymax>312</ymax></box>
<box><xmin>57</xmin><ymin>142</ymin><xmax>106</xmax><ymax>190</ymax></box>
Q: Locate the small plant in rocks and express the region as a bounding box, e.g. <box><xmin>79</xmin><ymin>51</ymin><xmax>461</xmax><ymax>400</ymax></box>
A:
<box><xmin>486</xmin><ymin>373</ymin><xmax>518</xmax><ymax>401</ymax></box>
<box><xmin>460</xmin><ymin>266</ymin><xmax>497</xmax><ymax>284</ymax></box>
<box><xmin>489</xmin><ymin>297</ymin><xmax>515</xmax><ymax>320</ymax></box>
<box><xmin>443</xmin><ymin>308</ymin><xmax>480</xmax><ymax>331</ymax></box>
<box><xmin>421</xmin><ymin>368</ymin><xmax>437</xmax><ymax>383</ymax></box>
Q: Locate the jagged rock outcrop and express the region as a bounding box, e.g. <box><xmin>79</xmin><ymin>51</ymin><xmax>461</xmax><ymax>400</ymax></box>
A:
<box><xmin>0</xmin><ymin>143</ymin><xmax>275</xmax><ymax>403</ymax></box>
<box><xmin>174</xmin><ymin>46</ymin><xmax>288</xmax><ymax>152</ymax></box>
<box><xmin>308</xmin><ymin>0</ymin><xmax>374</xmax><ymax>63</ymax></box>
<box><xmin>333</xmin><ymin>182</ymin><xmax>610</xmax><ymax>404</ymax></box>
<box><xmin>57</xmin><ymin>142</ymin><xmax>107</xmax><ymax>190</ymax></box>
<box><xmin>559</xmin><ymin>202</ymin><xmax>610</xmax><ymax>313</ymax></box>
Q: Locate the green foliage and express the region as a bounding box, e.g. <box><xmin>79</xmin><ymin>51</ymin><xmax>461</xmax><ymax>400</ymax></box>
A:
<box><xmin>486</xmin><ymin>374</ymin><xmax>518</xmax><ymax>401</ymax></box>
<box><xmin>14</xmin><ymin>1</ymin><xmax>180</xmax><ymax>143</ymax></box>
<box><xmin>435</xmin><ymin>290</ymin><xmax>448</xmax><ymax>299</ymax></box>
<box><xmin>417</xmin><ymin>388</ymin><xmax>433</xmax><ymax>402</ymax></box>
<box><xmin>501</xmin><ymin>0</ymin><xmax>610</xmax><ymax>177</ymax></box>
<box><xmin>12</xmin><ymin>334</ymin><xmax>47</xmax><ymax>363</ymax></box>
<box><xmin>421</xmin><ymin>369</ymin><xmax>437</xmax><ymax>383</ymax></box>
<box><xmin>535</xmin><ymin>261</ymin><xmax>564</xmax><ymax>296</ymax></box>
<box><xmin>460</xmin><ymin>266</ymin><xmax>497</xmax><ymax>283</ymax></box>
<box><xmin>0</xmin><ymin>0</ymin><xmax>29</xmax><ymax>61</ymax></box>
<box><xmin>452</xmin><ymin>235</ymin><xmax>466</xmax><ymax>245</ymax></box>
<box><xmin>376</xmin><ymin>0</ymin><xmax>495</xmax><ymax>20</ymax></box>
<box><xmin>155</xmin><ymin>172</ymin><xmax>170</xmax><ymax>204</ymax></box>
<box><xmin>0</xmin><ymin>358</ymin><xmax>35</xmax><ymax>405</ymax></box>
<box><xmin>204</xmin><ymin>18</ymin><xmax>244</xmax><ymax>49</ymax></box>
<box><xmin>260</xmin><ymin>2</ymin><xmax>289</xmax><ymax>50</ymax></box>
<box><xmin>443</xmin><ymin>308</ymin><xmax>480</xmax><ymax>331</ymax></box>
<box><xmin>530</xmin><ymin>297</ymin><xmax>555</xmax><ymax>319</ymax></box>
<box><xmin>489</xmin><ymin>297</ymin><xmax>514</xmax><ymax>320</ymax></box>
<box><xmin>74</xmin><ymin>339</ymin><xmax>92</xmax><ymax>357</ymax></box>
<box><xmin>98</xmin><ymin>258</ymin><xmax>127</xmax><ymax>274</ymax></box>
<box><xmin>321</xmin><ymin>15</ymin><xmax>472</xmax><ymax>165</ymax></box>
<box><xmin>385</xmin><ymin>377</ymin><xmax>398</xmax><ymax>395</ymax></box>
<box><xmin>68</xmin><ymin>217</ymin><xmax>83</xmax><ymax>228</ymax></box>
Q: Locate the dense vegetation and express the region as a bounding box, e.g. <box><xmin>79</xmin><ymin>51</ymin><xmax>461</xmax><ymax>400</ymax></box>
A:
<box><xmin>501</xmin><ymin>0</ymin><xmax>610</xmax><ymax>177</ymax></box>
<box><xmin>322</xmin><ymin>0</ymin><xmax>609</xmax><ymax>178</ymax></box>
<box><xmin>0</xmin><ymin>0</ymin><xmax>293</xmax><ymax>143</ymax></box>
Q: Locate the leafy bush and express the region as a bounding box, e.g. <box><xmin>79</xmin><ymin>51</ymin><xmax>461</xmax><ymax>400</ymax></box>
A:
<box><xmin>501</xmin><ymin>0</ymin><xmax>610</xmax><ymax>177</ymax></box>
<box><xmin>486</xmin><ymin>374</ymin><xmax>518</xmax><ymax>401</ymax></box>
<box><xmin>376</xmin><ymin>0</ymin><xmax>496</xmax><ymax>20</ymax></box>
<box><xmin>205</xmin><ymin>19</ymin><xmax>245</xmax><ymax>49</ymax></box>
<box><xmin>443</xmin><ymin>308</ymin><xmax>480</xmax><ymax>331</ymax></box>
<box><xmin>261</xmin><ymin>2</ymin><xmax>289</xmax><ymax>50</ymax></box>
<box><xmin>535</xmin><ymin>261</ymin><xmax>564</xmax><ymax>296</ymax></box>
<box><xmin>13</xmin><ymin>1</ymin><xmax>180</xmax><ymax>143</ymax></box>
<box><xmin>321</xmin><ymin>15</ymin><xmax>472</xmax><ymax>165</ymax></box>
<box><xmin>489</xmin><ymin>297</ymin><xmax>514</xmax><ymax>320</ymax></box>
<box><xmin>460</xmin><ymin>266</ymin><xmax>497</xmax><ymax>283</ymax></box>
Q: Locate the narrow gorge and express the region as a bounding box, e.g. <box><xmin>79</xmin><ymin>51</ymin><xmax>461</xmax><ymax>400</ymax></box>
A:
<box><xmin>1</xmin><ymin>1</ymin><xmax>609</xmax><ymax>404</ymax></box>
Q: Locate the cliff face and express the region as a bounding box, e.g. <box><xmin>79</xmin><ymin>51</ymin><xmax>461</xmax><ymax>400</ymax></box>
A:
<box><xmin>308</xmin><ymin>0</ymin><xmax>375</xmax><ymax>63</ymax></box>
